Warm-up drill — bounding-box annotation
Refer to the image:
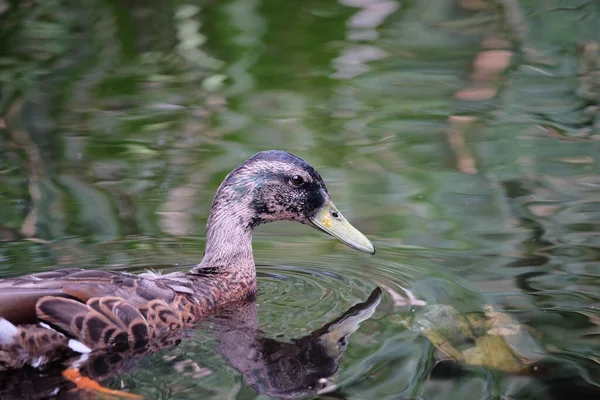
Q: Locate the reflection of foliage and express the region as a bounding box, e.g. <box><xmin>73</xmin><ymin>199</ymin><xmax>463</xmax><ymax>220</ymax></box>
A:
<box><xmin>0</xmin><ymin>0</ymin><xmax>228</xmax><ymax>269</ymax></box>
<box><xmin>0</xmin><ymin>132</ymin><xmax>28</xmax><ymax>234</ymax></box>
<box><xmin>175</xmin><ymin>4</ymin><xmax>224</xmax><ymax>72</ymax></box>
<box><xmin>578</xmin><ymin>41</ymin><xmax>600</xmax><ymax>135</ymax></box>
<box><xmin>0</xmin><ymin>0</ymin><xmax>83</xmax><ymax>105</ymax></box>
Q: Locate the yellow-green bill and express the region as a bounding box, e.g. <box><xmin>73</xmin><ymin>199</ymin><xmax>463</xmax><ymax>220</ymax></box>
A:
<box><xmin>309</xmin><ymin>200</ymin><xmax>375</xmax><ymax>255</ymax></box>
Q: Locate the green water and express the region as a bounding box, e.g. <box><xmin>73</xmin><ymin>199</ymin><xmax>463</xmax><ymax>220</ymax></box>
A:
<box><xmin>1</xmin><ymin>0</ymin><xmax>599</xmax><ymax>399</ymax></box>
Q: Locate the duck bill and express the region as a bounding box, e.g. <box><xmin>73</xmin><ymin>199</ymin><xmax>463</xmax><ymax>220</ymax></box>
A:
<box><xmin>309</xmin><ymin>200</ymin><xmax>375</xmax><ymax>255</ymax></box>
<box><xmin>318</xmin><ymin>287</ymin><xmax>383</xmax><ymax>358</ymax></box>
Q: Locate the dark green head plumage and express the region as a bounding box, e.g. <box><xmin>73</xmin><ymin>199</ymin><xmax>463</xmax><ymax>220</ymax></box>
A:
<box><xmin>213</xmin><ymin>150</ymin><xmax>330</xmax><ymax>229</ymax></box>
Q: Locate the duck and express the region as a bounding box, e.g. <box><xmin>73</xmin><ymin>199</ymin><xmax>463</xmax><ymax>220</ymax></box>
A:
<box><xmin>0</xmin><ymin>150</ymin><xmax>375</xmax><ymax>372</ymax></box>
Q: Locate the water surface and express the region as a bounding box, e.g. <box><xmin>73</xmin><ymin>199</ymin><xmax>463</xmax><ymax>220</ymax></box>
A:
<box><xmin>0</xmin><ymin>0</ymin><xmax>599</xmax><ymax>399</ymax></box>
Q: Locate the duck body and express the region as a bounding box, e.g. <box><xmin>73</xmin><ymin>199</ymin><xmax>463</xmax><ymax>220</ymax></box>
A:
<box><xmin>0</xmin><ymin>150</ymin><xmax>374</xmax><ymax>371</ymax></box>
<box><xmin>0</xmin><ymin>268</ymin><xmax>240</xmax><ymax>370</ymax></box>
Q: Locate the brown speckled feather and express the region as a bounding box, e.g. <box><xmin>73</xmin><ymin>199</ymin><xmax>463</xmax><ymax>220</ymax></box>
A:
<box><xmin>0</xmin><ymin>267</ymin><xmax>230</xmax><ymax>370</ymax></box>
<box><xmin>0</xmin><ymin>323</ymin><xmax>70</xmax><ymax>370</ymax></box>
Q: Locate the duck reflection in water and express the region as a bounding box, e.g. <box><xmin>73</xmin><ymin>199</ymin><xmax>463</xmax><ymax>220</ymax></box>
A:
<box><xmin>0</xmin><ymin>287</ymin><xmax>382</xmax><ymax>399</ymax></box>
<box><xmin>213</xmin><ymin>287</ymin><xmax>382</xmax><ymax>399</ymax></box>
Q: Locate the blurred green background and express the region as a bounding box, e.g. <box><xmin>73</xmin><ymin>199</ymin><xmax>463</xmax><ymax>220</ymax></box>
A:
<box><xmin>0</xmin><ymin>0</ymin><xmax>599</xmax><ymax>399</ymax></box>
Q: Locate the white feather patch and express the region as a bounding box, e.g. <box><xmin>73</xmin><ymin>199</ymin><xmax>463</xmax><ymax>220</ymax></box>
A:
<box><xmin>0</xmin><ymin>318</ymin><xmax>18</xmax><ymax>345</ymax></box>
<box><xmin>68</xmin><ymin>339</ymin><xmax>92</xmax><ymax>354</ymax></box>
<box><xmin>71</xmin><ymin>352</ymin><xmax>90</xmax><ymax>369</ymax></box>
<box><xmin>38</xmin><ymin>322</ymin><xmax>65</xmax><ymax>336</ymax></box>
<box><xmin>31</xmin><ymin>356</ymin><xmax>45</xmax><ymax>368</ymax></box>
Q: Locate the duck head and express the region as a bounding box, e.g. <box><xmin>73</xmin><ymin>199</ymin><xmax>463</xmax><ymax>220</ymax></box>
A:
<box><xmin>207</xmin><ymin>150</ymin><xmax>375</xmax><ymax>255</ymax></box>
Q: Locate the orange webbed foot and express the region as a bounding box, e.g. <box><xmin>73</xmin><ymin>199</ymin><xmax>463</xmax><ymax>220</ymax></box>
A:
<box><xmin>62</xmin><ymin>367</ymin><xmax>143</xmax><ymax>399</ymax></box>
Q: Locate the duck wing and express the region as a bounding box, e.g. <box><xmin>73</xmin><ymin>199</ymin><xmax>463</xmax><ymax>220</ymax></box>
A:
<box><xmin>0</xmin><ymin>268</ymin><xmax>85</xmax><ymax>325</ymax></box>
<box><xmin>0</xmin><ymin>268</ymin><xmax>197</xmax><ymax>353</ymax></box>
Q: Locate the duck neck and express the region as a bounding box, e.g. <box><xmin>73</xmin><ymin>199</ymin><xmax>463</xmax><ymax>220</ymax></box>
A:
<box><xmin>193</xmin><ymin>200</ymin><xmax>256</xmax><ymax>287</ymax></box>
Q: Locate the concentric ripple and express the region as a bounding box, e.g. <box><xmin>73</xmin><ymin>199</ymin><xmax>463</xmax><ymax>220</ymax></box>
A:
<box><xmin>256</xmin><ymin>264</ymin><xmax>377</xmax><ymax>336</ymax></box>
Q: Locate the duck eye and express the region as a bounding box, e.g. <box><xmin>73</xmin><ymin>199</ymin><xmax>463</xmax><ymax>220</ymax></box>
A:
<box><xmin>290</xmin><ymin>175</ymin><xmax>305</xmax><ymax>187</ymax></box>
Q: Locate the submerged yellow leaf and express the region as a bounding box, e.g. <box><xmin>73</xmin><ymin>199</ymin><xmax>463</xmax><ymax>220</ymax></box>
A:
<box><xmin>462</xmin><ymin>335</ymin><xmax>525</xmax><ymax>373</ymax></box>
